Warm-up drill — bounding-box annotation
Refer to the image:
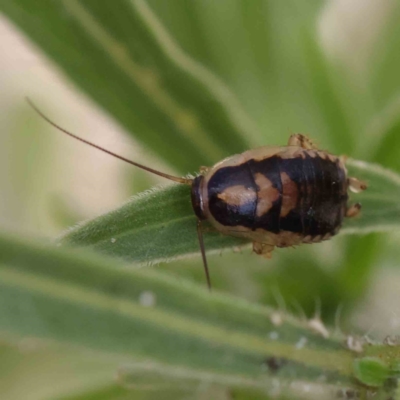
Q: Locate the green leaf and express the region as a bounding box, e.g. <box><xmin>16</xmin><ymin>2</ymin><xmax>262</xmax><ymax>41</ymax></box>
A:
<box><xmin>1</xmin><ymin>0</ymin><xmax>257</xmax><ymax>172</ymax></box>
<box><xmin>342</xmin><ymin>159</ymin><xmax>400</xmax><ymax>234</ymax></box>
<box><xmin>369</xmin><ymin>5</ymin><xmax>400</xmax><ymax>112</ymax></box>
<box><xmin>56</xmin><ymin>385</ymin><xmax>136</xmax><ymax>400</ymax></box>
<box><xmin>61</xmin><ymin>159</ymin><xmax>400</xmax><ymax>264</ymax></box>
<box><xmin>61</xmin><ymin>184</ymin><xmax>247</xmax><ymax>265</ymax></box>
<box><xmin>353</xmin><ymin>357</ymin><xmax>389</xmax><ymax>388</ymax></box>
<box><xmin>0</xmin><ymin>232</ymin><xmax>364</xmax><ymax>395</ymax></box>
<box><xmin>0</xmin><ymin>342</ymin><xmax>126</xmax><ymax>400</ymax></box>
<box><xmin>0</xmin><ymin>104</ymin><xmax>54</xmax><ymax>233</ymax></box>
<box><xmin>371</xmin><ymin>112</ymin><xmax>400</xmax><ymax>172</ymax></box>
<box><xmin>148</xmin><ymin>0</ymin><xmax>356</xmax><ymax>152</ymax></box>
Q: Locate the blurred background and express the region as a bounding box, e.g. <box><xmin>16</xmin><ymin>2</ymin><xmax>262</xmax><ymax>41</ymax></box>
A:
<box><xmin>1</xmin><ymin>0</ymin><xmax>400</xmax><ymax>398</ymax></box>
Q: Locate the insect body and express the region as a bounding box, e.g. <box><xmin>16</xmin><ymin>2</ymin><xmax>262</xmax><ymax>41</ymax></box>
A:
<box><xmin>192</xmin><ymin>134</ymin><xmax>366</xmax><ymax>259</ymax></box>
<box><xmin>27</xmin><ymin>99</ymin><xmax>366</xmax><ymax>289</ymax></box>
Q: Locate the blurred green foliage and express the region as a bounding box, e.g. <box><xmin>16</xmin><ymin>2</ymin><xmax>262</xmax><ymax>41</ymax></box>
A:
<box><xmin>1</xmin><ymin>0</ymin><xmax>400</xmax><ymax>399</ymax></box>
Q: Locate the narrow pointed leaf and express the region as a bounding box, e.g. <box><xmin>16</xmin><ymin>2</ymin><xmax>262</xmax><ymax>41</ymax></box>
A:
<box><xmin>1</xmin><ymin>0</ymin><xmax>257</xmax><ymax>171</ymax></box>
<box><xmin>0</xmin><ymin>233</ymin><xmax>366</xmax><ymax>395</ymax></box>
<box><xmin>62</xmin><ymin>160</ymin><xmax>400</xmax><ymax>264</ymax></box>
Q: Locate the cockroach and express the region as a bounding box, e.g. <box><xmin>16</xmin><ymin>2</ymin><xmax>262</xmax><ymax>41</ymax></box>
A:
<box><xmin>27</xmin><ymin>99</ymin><xmax>367</xmax><ymax>289</ymax></box>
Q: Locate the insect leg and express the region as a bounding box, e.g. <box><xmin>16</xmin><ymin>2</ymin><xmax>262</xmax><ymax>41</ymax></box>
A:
<box><xmin>196</xmin><ymin>220</ymin><xmax>212</xmax><ymax>291</ymax></box>
<box><xmin>252</xmin><ymin>241</ymin><xmax>275</xmax><ymax>259</ymax></box>
<box><xmin>346</xmin><ymin>202</ymin><xmax>362</xmax><ymax>218</ymax></box>
<box><xmin>288</xmin><ymin>134</ymin><xmax>318</xmax><ymax>150</ymax></box>
<box><xmin>348</xmin><ymin>177</ymin><xmax>367</xmax><ymax>193</ymax></box>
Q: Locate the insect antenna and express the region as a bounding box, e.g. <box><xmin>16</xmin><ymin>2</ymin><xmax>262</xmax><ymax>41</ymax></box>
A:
<box><xmin>196</xmin><ymin>220</ymin><xmax>212</xmax><ymax>291</ymax></box>
<box><xmin>26</xmin><ymin>98</ymin><xmax>192</xmax><ymax>185</ymax></box>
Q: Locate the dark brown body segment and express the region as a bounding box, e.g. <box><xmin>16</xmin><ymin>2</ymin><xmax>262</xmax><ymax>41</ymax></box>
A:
<box><xmin>207</xmin><ymin>153</ymin><xmax>347</xmax><ymax>237</ymax></box>
<box><xmin>189</xmin><ymin>134</ymin><xmax>367</xmax><ymax>275</ymax></box>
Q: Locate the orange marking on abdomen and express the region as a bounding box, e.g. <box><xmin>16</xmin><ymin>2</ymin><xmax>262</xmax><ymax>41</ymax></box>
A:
<box><xmin>280</xmin><ymin>171</ymin><xmax>299</xmax><ymax>217</ymax></box>
<box><xmin>253</xmin><ymin>173</ymin><xmax>280</xmax><ymax>217</ymax></box>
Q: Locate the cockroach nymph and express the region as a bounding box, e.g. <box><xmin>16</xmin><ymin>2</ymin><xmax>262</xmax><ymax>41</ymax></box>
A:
<box><xmin>27</xmin><ymin>99</ymin><xmax>367</xmax><ymax>290</ymax></box>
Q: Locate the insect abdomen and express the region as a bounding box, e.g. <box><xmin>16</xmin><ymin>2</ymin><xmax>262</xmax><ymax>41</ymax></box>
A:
<box><xmin>276</xmin><ymin>154</ymin><xmax>348</xmax><ymax>237</ymax></box>
<box><xmin>206</xmin><ymin>151</ymin><xmax>348</xmax><ymax>240</ymax></box>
